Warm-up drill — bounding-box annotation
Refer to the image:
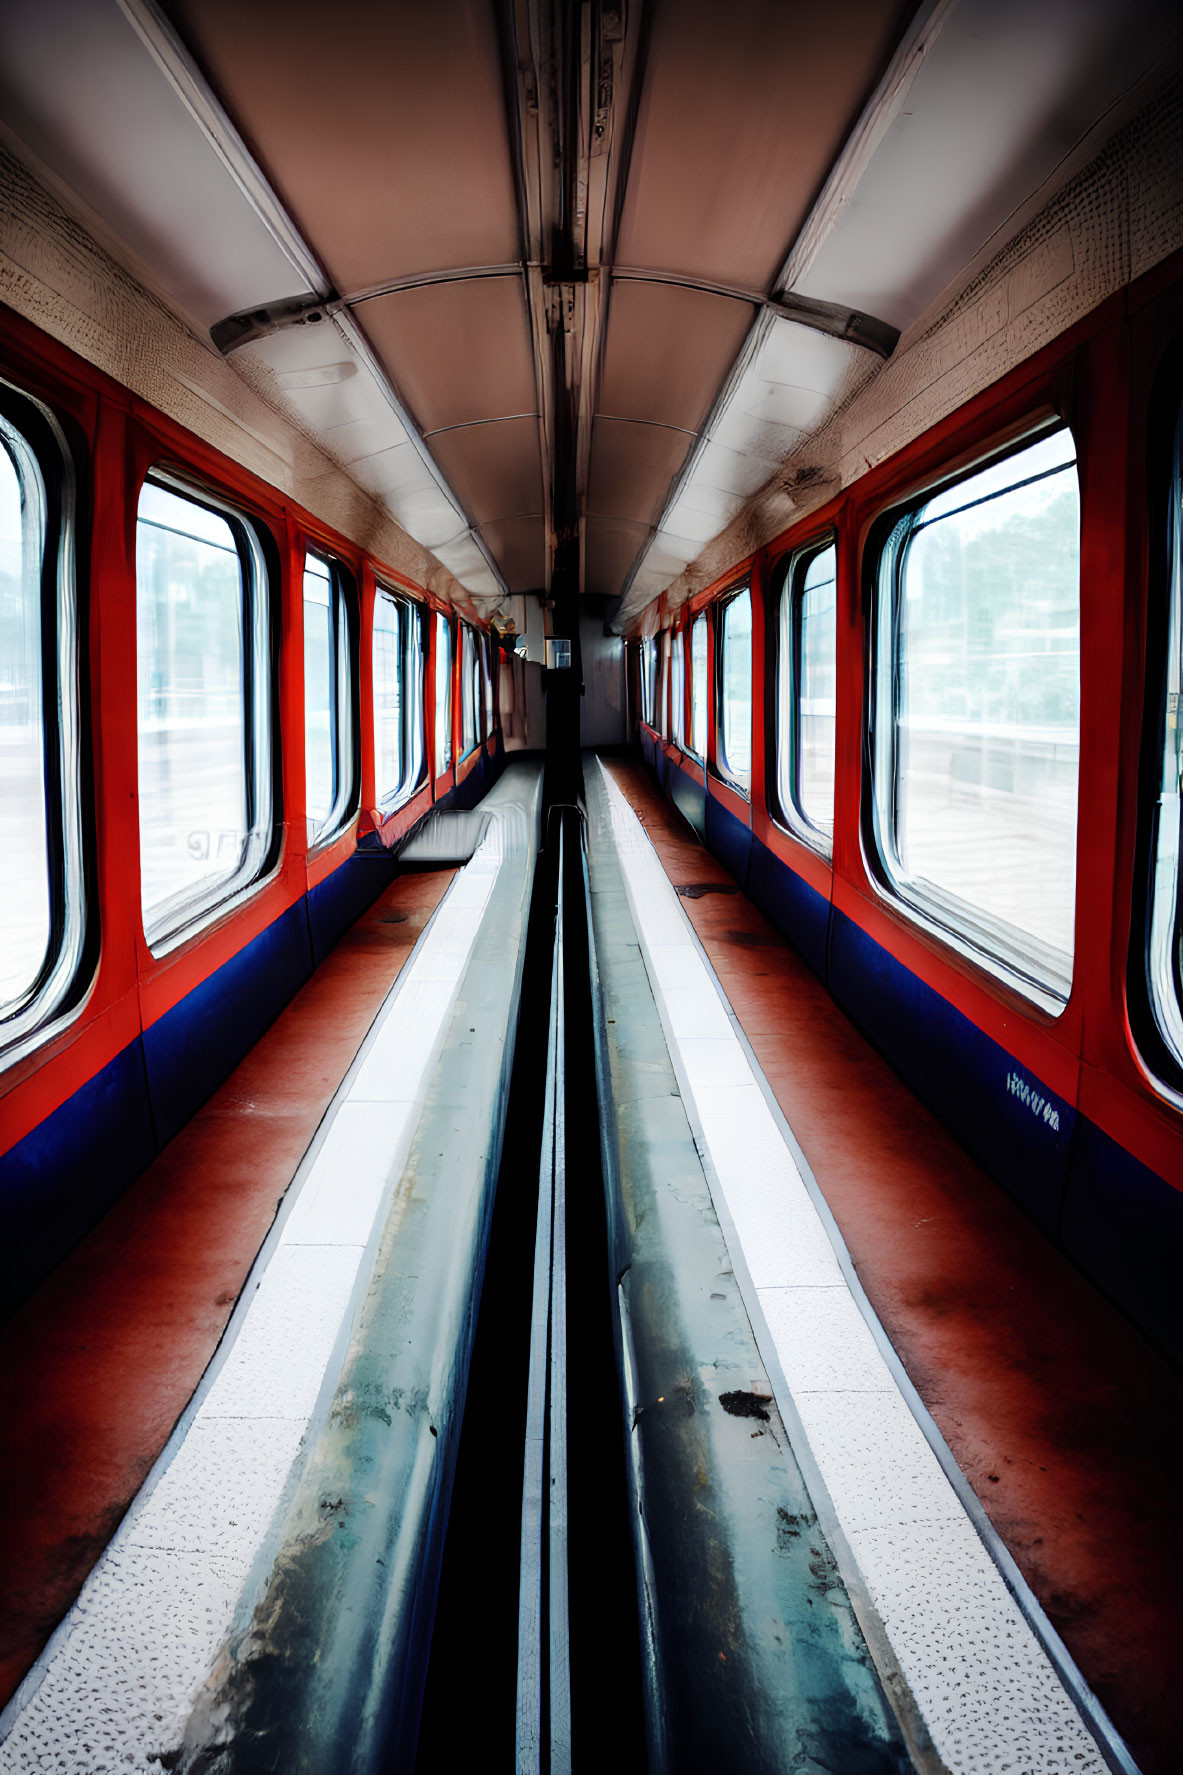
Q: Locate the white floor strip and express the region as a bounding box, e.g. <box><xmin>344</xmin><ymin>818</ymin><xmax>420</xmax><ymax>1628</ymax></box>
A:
<box><xmin>595</xmin><ymin>760</ymin><xmax>1117</xmax><ymax>1775</ymax></box>
<box><xmin>0</xmin><ymin>837</ymin><xmax>504</xmax><ymax>1775</ymax></box>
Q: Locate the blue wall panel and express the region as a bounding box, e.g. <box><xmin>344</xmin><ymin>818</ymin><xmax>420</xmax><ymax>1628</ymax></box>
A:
<box><xmin>456</xmin><ymin>752</ymin><xmax>487</xmax><ymax>809</ymax></box>
<box><xmin>3</xmin><ymin>758</ymin><xmax>517</xmax><ymax>1310</ymax></box>
<box><xmin>704</xmin><ymin>796</ymin><xmax>753</xmax><ymax>892</ymax></box>
<box><xmin>668</xmin><ymin>761</ymin><xmax>707</xmax><ymax>841</ymax></box>
<box><xmin>1062</xmin><ymin>1119</ymin><xmax>1183</xmax><ymax>1365</ymax></box>
<box><xmin>746</xmin><ymin>836</ymin><xmax>831</xmax><ymax>984</ymax></box>
<box><xmin>143</xmin><ymin>900</ymin><xmax>315</xmax><ymax>1148</ymax></box>
<box><xmin>641</xmin><ymin>747</ymin><xmax>1181</xmax><ymax>1359</ymax></box>
<box><xmin>308</xmin><ymin>852</ymin><xmax>400</xmax><ymax>967</ymax></box>
<box><xmin>828</xmin><ymin>908</ymin><xmax>1074</xmax><ymax>1234</ymax></box>
<box><xmin>0</xmin><ymin>1040</ymin><xmax>156</xmax><ymax>1308</ymax></box>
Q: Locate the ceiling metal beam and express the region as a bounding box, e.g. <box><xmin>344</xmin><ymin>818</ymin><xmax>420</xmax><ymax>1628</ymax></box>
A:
<box><xmin>498</xmin><ymin>0</ymin><xmax>646</xmax><ymax>601</ymax></box>
<box><xmin>211</xmin><ymin>266</ymin><xmax>898</xmax><ymax>369</ymax></box>
<box><xmin>768</xmin><ymin>292</ymin><xmax>898</xmax><ymax>359</ymax></box>
<box><xmin>611</xmin><ymin>266</ymin><xmax>898</xmax><ymax>359</ymax></box>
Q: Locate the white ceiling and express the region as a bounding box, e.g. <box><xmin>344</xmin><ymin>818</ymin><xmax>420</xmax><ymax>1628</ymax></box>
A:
<box><xmin>791</xmin><ymin>0</ymin><xmax>1180</xmax><ymax>330</ymax></box>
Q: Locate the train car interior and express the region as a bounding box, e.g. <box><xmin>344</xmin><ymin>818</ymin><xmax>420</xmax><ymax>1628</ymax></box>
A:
<box><xmin>0</xmin><ymin>2</ymin><xmax>1180</xmax><ymax>1770</ymax></box>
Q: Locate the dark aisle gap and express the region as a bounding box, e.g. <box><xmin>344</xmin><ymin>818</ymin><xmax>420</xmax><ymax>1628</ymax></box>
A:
<box><xmin>413</xmin><ymin>792</ymin><xmax>647</xmax><ymax>1773</ymax></box>
<box><xmin>559</xmin><ymin>804</ymin><xmax>648</xmax><ymax>1774</ymax></box>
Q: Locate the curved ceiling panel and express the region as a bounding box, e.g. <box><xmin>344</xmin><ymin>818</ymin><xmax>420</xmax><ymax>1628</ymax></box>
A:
<box><xmin>587</xmin><ymin>420</ymin><xmax>694</xmax><ymax>529</ymax></box>
<box><xmin>346</xmin><ymin>441</ymin><xmax>440</xmax><ymax>499</ymax></box>
<box><xmin>615</xmin><ymin>0</ymin><xmax>913</xmax><ymax>293</ymax></box>
<box><xmin>428</xmin><ymin>418</ymin><xmax>544</xmax><ymax>529</ymax></box>
<box><xmin>597</xmin><ymin>280</ymin><xmax>757</xmax><ymax>432</ymax></box>
<box><xmin>359</xmin><ymin>275</ymin><xmax>538</xmax><ymax>435</ymax></box>
<box><xmin>431</xmin><ymin>532</ymin><xmax>502</xmax><ymax>602</ymax></box>
<box><xmin>243</xmin><ymin>325</ymin><xmax>410</xmax><ymax>463</ymax></box>
<box><xmin>584</xmin><ymin>515</ymin><xmax>653</xmax><ymax>600</ymax></box>
<box><xmin>167</xmin><ymin>0</ymin><xmax>519</xmax><ymax>292</ymax></box>
<box><xmin>478</xmin><ymin>516</ymin><xmax>548</xmax><ymax>592</ymax></box>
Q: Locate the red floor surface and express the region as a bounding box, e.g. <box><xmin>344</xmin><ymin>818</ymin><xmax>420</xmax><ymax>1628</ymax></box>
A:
<box><xmin>605</xmin><ymin>760</ymin><xmax>1180</xmax><ymax>1775</ymax></box>
<box><xmin>0</xmin><ymin>869</ymin><xmax>454</xmax><ymax>1708</ymax></box>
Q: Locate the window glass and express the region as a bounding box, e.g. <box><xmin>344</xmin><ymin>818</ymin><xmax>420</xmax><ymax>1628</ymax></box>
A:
<box><xmin>460</xmin><ymin>623</ymin><xmax>480</xmax><ymax>755</ymax></box>
<box><xmin>373</xmin><ymin>587</ymin><xmax>425</xmax><ymax>808</ymax></box>
<box><xmin>799</xmin><ymin>549</ymin><xmax>837</xmax><ymax>834</ymax></box>
<box><xmin>873</xmin><ymin>428</ymin><xmax>1080</xmax><ymax>998</ymax></box>
<box><xmin>670</xmin><ymin>630</ymin><xmax>685</xmax><ymax>745</ymax></box>
<box><xmin>434</xmin><ymin>612</ymin><xmax>453</xmax><ymax>777</ymax></box>
<box><xmin>640</xmin><ymin>636</ymin><xmax>658</xmax><ymax>727</ymax></box>
<box><xmin>657</xmin><ymin>631</ymin><xmax>669</xmax><ymax>737</ymax></box>
<box><xmin>304</xmin><ymin>558</ymin><xmax>333</xmax><ymax>834</ymax></box>
<box><xmin>1147</xmin><ymin>401</ymin><xmax>1183</xmax><ymax>1070</ymax></box>
<box><xmin>303</xmin><ymin>552</ymin><xmax>353</xmax><ymax>846</ymax></box>
<box><xmin>0</xmin><ymin>426</ymin><xmax>49</xmax><ymax>1013</ymax></box>
<box><xmin>778</xmin><ymin>541</ymin><xmax>837</xmax><ymax>846</ymax></box>
<box><xmin>718</xmin><ymin>590</ymin><xmax>752</xmax><ymax>789</ymax></box>
<box><xmin>405</xmin><ymin>602</ymin><xmax>425</xmax><ymax>791</ymax></box>
<box><xmin>0</xmin><ymin>394</ymin><xmax>84</xmax><ymax>1061</ymax></box>
<box><xmin>483</xmin><ymin>633</ymin><xmax>495</xmax><ymax>737</ymax></box>
<box><xmin>373</xmin><ymin>591</ymin><xmax>403</xmax><ymax>804</ymax></box>
<box><xmin>137</xmin><ymin>479</ymin><xmax>271</xmax><ymax>949</ymax></box>
<box><xmin>690</xmin><ymin>614</ymin><xmax>708</xmax><ymax>757</ymax></box>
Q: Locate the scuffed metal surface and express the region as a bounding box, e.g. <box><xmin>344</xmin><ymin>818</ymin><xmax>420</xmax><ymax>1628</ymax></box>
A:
<box><xmin>174</xmin><ymin>764</ymin><xmax>543</xmax><ymax>1774</ymax></box>
<box><xmin>583</xmin><ymin>762</ymin><xmax>916</xmax><ymax>1774</ymax></box>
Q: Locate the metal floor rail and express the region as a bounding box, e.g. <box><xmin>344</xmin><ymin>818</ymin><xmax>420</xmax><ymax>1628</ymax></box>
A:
<box><xmin>517</xmin><ymin>813</ymin><xmax>572</xmax><ymax>1775</ymax></box>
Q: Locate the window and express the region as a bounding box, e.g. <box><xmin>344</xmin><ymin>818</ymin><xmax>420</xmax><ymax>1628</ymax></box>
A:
<box><xmin>657</xmin><ymin>631</ymin><xmax>669</xmax><ymax>738</ymax></box>
<box><xmin>670</xmin><ymin>629</ymin><xmax>685</xmax><ymax>745</ymax></box>
<box><xmin>778</xmin><ymin>540</ymin><xmax>837</xmax><ymax>848</ymax></box>
<box><xmin>1147</xmin><ymin>397</ymin><xmax>1183</xmax><ymax>1073</ymax></box>
<box><xmin>717</xmin><ymin>589</ymin><xmax>752</xmax><ymax>790</ymax></box>
<box><xmin>870</xmin><ymin>427</ymin><xmax>1080</xmax><ymax>1003</ymax></box>
<box><xmin>0</xmin><ymin>386</ymin><xmax>85</xmax><ymax>1061</ymax></box>
<box><xmin>434</xmin><ymin>611</ymin><xmax>453</xmax><ymax>777</ymax></box>
<box><xmin>373</xmin><ymin>586</ymin><xmax>425</xmax><ymax>807</ymax></box>
<box><xmin>460</xmin><ymin>622</ymin><xmax>481</xmax><ymax>756</ymax></box>
<box><xmin>303</xmin><ymin>552</ymin><xmax>355</xmax><ymax>846</ymax></box>
<box><xmin>483</xmin><ymin>633</ymin><xmax>495</xmax><ymax>738</ymax></box>
<box><xmin>640</xmin><ymin>636</ymin><xmax>658</xmax><ymax>727</ymax></box>
<box><xmin>136</xmin><ymin>477</ymin><xmax>273</xmax><ymax>952</ymax></box>
<box><xmin>690</xmin><ymin>614</ymin><xmax>708</xmax><ymax>757</ymax></box>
